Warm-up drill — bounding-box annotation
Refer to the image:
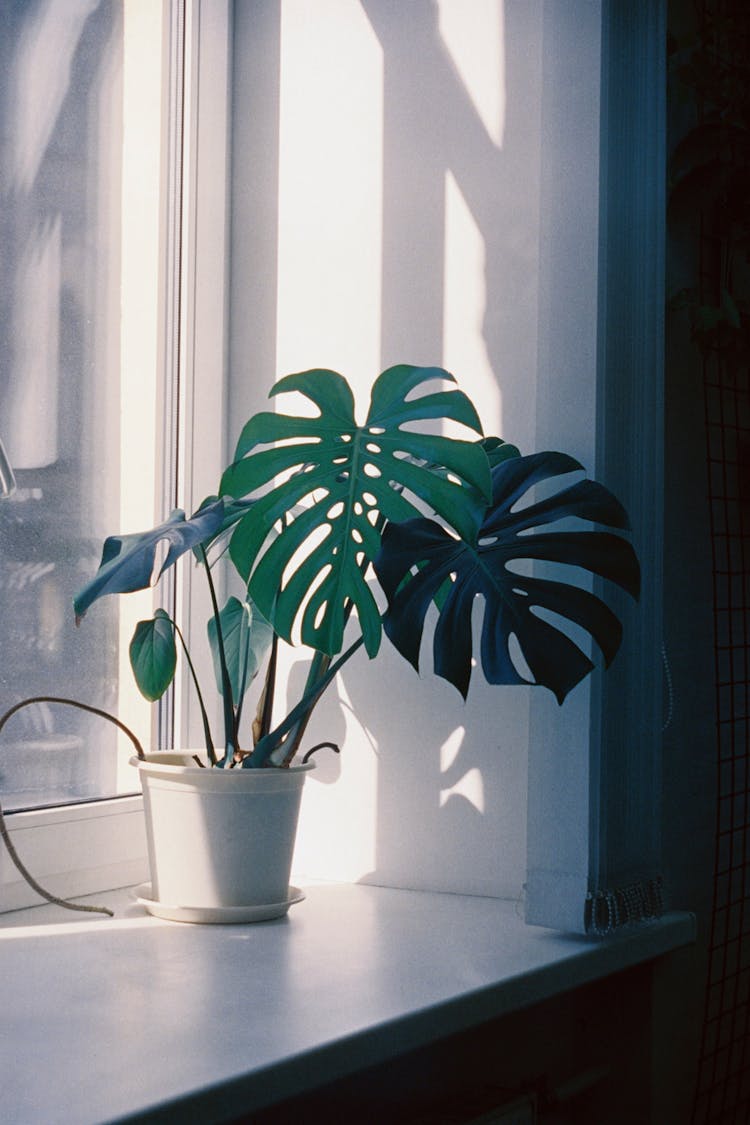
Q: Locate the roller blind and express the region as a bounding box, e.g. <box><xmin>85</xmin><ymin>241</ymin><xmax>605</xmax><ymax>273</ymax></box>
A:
<box><xmin>525</xmin><ymin>0</ymin><xmax>666</xmax><ymax>936</ymax></box>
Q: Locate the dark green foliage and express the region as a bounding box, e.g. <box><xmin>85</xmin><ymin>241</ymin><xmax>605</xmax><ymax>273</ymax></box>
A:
<box><xmin>220</xmin><ymin>366</ymin><xmax>491</xmax><ymax>659</ymax></box>
<box><xmin>74</xmin><ymin>503</ymin><xmax>225</xmax><ymax>623</ymax></box>
<box><xmin>129</xmin><ymin>610</ymin><xmax>177</xmax><ymax>702</ymax></box>
<box><xmin>375</xmin><ymin>451</ymin><xmax>640</xmax><ymax>703</ymax></box>
<box><xmin>74</xmin><ymin>366</ymin><xmax>640</xmax><ymax>761</ymax></box>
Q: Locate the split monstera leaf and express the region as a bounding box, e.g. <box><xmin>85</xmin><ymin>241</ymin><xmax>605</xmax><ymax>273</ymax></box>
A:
<box><xmin>73</xmin><ymin>365</ymin><xmax>640</xmax><ymax>767</ymax></box>
<box><xmin>375</xmin><ymin>449</ymin><xmax>640</xmax><ymax>703</ymax></box>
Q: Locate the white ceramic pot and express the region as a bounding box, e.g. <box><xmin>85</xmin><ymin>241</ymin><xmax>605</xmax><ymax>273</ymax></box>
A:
<box><xmin>132</xmin><ymin>753</ymin><xmax>313</xmax><ymax>911</ymax></box>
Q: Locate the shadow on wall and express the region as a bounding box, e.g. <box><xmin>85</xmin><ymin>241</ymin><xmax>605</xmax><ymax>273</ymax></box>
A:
<box><xmin>231</xmin><ymin>1</ymin><xmax>606</xmax><ymax>902</ymax></box>
<box><xmin>276</xmin><ymin>0</ymin><xmax>546</xmax><ymax>898</ymax></box>
<box><xmin>363</xmin><ymin>0</ymin><xmax>542</xmax><ymax>445</ymax></box>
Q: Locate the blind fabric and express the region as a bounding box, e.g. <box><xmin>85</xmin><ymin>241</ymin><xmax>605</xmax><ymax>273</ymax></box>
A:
<box><xmin>525</xmin><ymin>0</ymin><xmax>666</xmax><ymax>936</ymax></box>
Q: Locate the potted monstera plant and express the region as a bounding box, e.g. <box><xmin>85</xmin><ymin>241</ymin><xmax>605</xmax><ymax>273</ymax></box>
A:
<box><xmin>0</xmin><ymin>365</ymin><xmax>639</xmax><ymax>922</ymax></box>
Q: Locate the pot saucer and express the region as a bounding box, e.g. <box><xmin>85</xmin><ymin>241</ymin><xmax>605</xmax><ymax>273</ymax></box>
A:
<box><xmin>133</xmin><ymin>883</ymin><xmax>305</xmax><ymax>924</ymax></box>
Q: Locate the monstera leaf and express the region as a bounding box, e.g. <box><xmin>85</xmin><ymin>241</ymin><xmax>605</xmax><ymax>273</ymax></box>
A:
<box><xmin>374</xmin><ymin>451</ymin><xmax>640</xmax><ymax>703</ymax></box>
<box><xmin>219</xmin><ymin>366</ymin><xmax>492</xmax><ymax>659</ymax></box>
<box><xmin>74</xmin><ymin>501</ymin><xmax>225</xmax><ymax>622</ymax></box>
<box><xmin>207</xmin><ymin>596</ymin><xmax>274</xmax><ymax>704</ymax></box>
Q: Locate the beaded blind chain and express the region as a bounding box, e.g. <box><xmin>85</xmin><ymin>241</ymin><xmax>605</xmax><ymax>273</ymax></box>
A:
<box><xmin>585</xmin><ymin>877</ymin><xmax>665</xmax><ymax>937</ymax></box>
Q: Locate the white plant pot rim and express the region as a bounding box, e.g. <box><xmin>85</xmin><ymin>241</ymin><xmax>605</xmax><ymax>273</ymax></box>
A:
<box><xmin>130</xmin><ymin>752</ymin><xmax>314</xmax><ymax>792</ymax></box>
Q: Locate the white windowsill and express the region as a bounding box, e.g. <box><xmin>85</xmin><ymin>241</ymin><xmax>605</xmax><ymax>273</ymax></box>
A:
<box><xmin>2</xmin><ymin>882</ymin><xmax>694</xmax><ymax>1124</ymax></box>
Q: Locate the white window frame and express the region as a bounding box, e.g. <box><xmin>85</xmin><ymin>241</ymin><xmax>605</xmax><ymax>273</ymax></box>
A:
<box><xmin>0</xmin><ymin>0</ymin><xmax>231</xmax><ymax>915</ymax></box>
<box><xmin>2</xmin><ymin>1</ymin><xmax>666</xmax><ymax>932</ymax></box>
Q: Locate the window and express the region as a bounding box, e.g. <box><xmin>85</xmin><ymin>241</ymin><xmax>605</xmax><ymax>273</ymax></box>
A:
<box><xmin>0</xmin><ymin>0</ymin><xmax>231</xmax><ymax>910</ymax></box>
<box><xmin>1</xmin><ymin>1</ymin><xmax>663</xmax><ymax>932</ymax></box>
<box><xmin>0</xmin><ymin>1</ymin><xmax>170</xmax><ymax>811</ymax></box>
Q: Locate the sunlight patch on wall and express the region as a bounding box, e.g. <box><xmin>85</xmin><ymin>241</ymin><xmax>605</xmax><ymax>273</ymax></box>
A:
<box><xmin>275</xmin><ymin>2</ymin><xmax>384</xmax><ymax>880</ymax></box>
<box><xmin>440</xmin><ymin>769</ymin><xmax>486</xmax><ymax>815</ymax></box>
<box><xmin>292</xmin><ymin>664</ymin><xmax>378</xmax><ymax>882</ymax></box>
<box><xmin>439</xmin><ymin>727</ymin><xmax>486</xmax><ymax>814</ymax></box>
<box><xmin>437</xmin><ymin>0</ymin><xmax>505</xmax><ymax>148</ymax></box>
<box><xmin>276</xmin><ymin>0</ymin><xmax>384</xmax><ymax>399</ymax></box>
<box><xmin>443</xmin><ymin>169</ymin><xmax>502</xmax><ymax>434</ymax></box>
<box><xmin>440</xmin><ymin>726</ymin><xmax>464</xmax><ymax>773</ymax></box>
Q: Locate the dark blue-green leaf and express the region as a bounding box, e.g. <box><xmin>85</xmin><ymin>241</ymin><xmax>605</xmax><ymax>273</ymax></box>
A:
<box><xmin>74</xmin><ymin>502</ymin><xmax>225</xmax><ymax>622</ymax></box>
<box><xmin>375</xmin><ymin>451</ymin><xmax>640</xmax><ymax>703</ymax></box>
<box><xmin>481</xmin><ymin>435</ymin><xmax>522</xmax><ymax>467</ymax></box>
<box><xmin>129</xmin><ymin>610</ymin><xmax>177</xmax><ymax>702</ymax></box>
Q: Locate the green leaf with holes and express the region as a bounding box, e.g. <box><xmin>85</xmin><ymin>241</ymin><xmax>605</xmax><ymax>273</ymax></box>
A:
<box><xmin>219</xmin><ymin>366</ymin><xmax>491</xmax><ymax>658</ymax></box>
<box><xmin>374</xmin><ymin>451</ymin><xmax>641</xmax><ymax>703</ymax></box>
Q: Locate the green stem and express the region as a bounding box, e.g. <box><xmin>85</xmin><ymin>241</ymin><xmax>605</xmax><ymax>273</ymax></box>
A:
<box><xmin>247</xmin><ymin>634</ymin><xmax>365</xmax><ymax>768</ymax></box>
<box><xmin>234</xmin><ymin>611</ymin><xmax>252</xmax><ymax>735</ymax></box>
<box><xmin>0</xmin><ymin>696</ymin><xmax>145</xmax><ymax>917</ymax></box>
<box><xmin>254</xmin><ymin>630</ymin><xmax>279</xmax><ymax>745</ymax></box>
<box><xmin>169</xmin><ymin>617</ymin><xmax>217</xmax><ymax>766</ymax></box>
<box><xmin>200</xmin><ymin>545</ymin><xmax>237</xmax><ymax>764</ymax></box>
<box><xmin>280</xmin><ymin>648</ymin><xmax>331</xmax><ymax>766</ymax></box>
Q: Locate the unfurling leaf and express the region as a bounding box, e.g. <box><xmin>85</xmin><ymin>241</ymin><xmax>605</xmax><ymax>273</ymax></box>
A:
<box><xmin>207</xmin><ymin>597</ymin><xmax>274</xmax><ymax>704</ymax></box>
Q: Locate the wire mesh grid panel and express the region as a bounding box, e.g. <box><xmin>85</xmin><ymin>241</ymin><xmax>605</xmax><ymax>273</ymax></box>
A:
<box><xmin>681</xmin><ymin>0</ymin><xmax>750</xmax><ymax>1115</ymax></box>
<box><xmin>692</xmin><ymin>359</ymin><xmax>750</xmax><ymax>1123</ymax></box>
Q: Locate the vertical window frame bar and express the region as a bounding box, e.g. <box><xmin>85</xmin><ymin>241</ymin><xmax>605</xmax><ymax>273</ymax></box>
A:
<box><xmin>0</xmin><ymin>0</ymin><xmax>232</xmax><ymax>914</ymax></box>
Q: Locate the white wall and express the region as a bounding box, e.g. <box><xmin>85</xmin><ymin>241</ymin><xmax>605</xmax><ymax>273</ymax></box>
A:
<box><xmin>228</xmin><ymin>0</ymin><xmax>602</xmax><ymax>899</ymax></box>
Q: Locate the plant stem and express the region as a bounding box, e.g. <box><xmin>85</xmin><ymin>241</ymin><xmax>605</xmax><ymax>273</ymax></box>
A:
<box><xmin>0</xmin><ymin>808</ymin><xmax>114</xmax><ymax>917</ymax></box>
<box><xmin>169</xmin><ymin>616</ymin><xmax>217</xmax><ymax>766</ymax></box>
<box><xmin>0</xmin><ymin>696</ymin><xmax>146</xmax><ymax>917</ymax></box>
<box><xmin>280</xmin><ymin>648</ymin><xmax>331</xmax><ymax>766</ymax></box>
<box><xmin>247</xmin><ymin>635</ymin><xmax>365</xmax><ymax>768</ymax></box>
<box><xmin>200</xmin><ymin>545</ymin><xmax>237</xmax><ymax>763</ymax></box>
<box><xmin>253</xmin><ymin>630</ymin><xmax>278</xmax><ymax>745</ymax></box>
<box><xmin>235</xmin><ymin>645</ymin><xmax>248</xmax><ymax>735</ymax></box>
<box><xmin>0</xmin><ymin>695</ymin><xmax>145</xmax><ymax>757</ymax></box>
<box><xmin>301</xmin><ymin>741</ymin><xmax>340</xmax><ymax>764</ymax></box>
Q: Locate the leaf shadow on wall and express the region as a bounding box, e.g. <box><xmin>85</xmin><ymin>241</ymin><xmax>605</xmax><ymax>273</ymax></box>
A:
<box><xmin>333</xmin><ymin>0</ymin><xmax>544</xmax><ymax>897</ymax></box>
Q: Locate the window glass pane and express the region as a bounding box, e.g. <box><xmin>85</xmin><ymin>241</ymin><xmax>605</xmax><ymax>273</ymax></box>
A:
<box><xmin>0</xmin><ymin>0</ymin><xmax>167</xmax><ymax>811</ymax></box>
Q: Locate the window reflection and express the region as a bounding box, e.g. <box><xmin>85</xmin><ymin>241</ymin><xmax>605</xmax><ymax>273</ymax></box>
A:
<box><xmin>0</xmin><ymin>1</ymin><xmax>159</xmax><ymax>810</ymax></box>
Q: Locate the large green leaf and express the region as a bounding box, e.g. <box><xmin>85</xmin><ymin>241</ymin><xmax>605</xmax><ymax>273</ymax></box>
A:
<box><xmin>220</xmin><ymin>366</ymin><xmax>491</xmax><ymax>658</ymax></box>
<box><xmin>74</xmin><ymin>502</ymin><xmax>225</xmax><ymax>622</ymax></box>
<box><xmin>129</xmin><ymin>610</ymin><xmax>177</xmax><ymax>702</ymax></box>
<box><xmin>207</xmin><ymin>596</ymin><xmax>274</xmax><ymax>704</ymax></box>
<box><xmin>374</xmin><ymin>451</ymin><xmax>640</xmax><ymax>703</ymax></box>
